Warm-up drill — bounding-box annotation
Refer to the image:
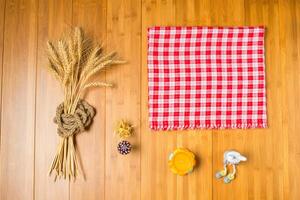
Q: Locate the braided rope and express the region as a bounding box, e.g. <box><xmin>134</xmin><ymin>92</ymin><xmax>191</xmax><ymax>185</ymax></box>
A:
<box><xmin>54</xmin><ymin>100</ymin><xmax>95</xmax><ymax>138</ymax></box>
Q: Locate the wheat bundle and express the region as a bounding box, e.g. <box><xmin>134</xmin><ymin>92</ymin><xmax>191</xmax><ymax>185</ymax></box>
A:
<box><xmin>46</xmin><ymin>27</ymin><xmax>123</xmax><ymax>181</ymax></box>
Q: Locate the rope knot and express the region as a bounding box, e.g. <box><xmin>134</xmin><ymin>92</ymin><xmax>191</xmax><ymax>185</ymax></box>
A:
<box><xmin>54</xmin><ymin>100</ymin><xmax>96</xmax><ymax>138</ymax></box>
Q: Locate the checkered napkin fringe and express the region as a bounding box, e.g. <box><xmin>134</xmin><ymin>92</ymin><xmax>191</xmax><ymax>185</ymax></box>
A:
<box><xmin>147</xmin><ymin>26</ymin><xmax>267</xmax><ymax>131</ymax></box>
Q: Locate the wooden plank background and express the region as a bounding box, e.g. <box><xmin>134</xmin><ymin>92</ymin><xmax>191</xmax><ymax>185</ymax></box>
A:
<box><xmin>0</xmin><ymin>0</ymin><xmax>299</xmax><ymax>199</ymax></box>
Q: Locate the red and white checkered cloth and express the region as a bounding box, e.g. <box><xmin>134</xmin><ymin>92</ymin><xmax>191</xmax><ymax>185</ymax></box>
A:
<box><xmin>147</xmin><ymin>26</ymin><xmax>267</xmax><ymax>131</ymax></box>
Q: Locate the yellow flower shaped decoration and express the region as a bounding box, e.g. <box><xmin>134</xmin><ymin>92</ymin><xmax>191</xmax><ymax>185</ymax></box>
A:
<box><xmin>168</xmin><ymin>148</ymin><xmax>196</xmax><ymax>176</ymax></box>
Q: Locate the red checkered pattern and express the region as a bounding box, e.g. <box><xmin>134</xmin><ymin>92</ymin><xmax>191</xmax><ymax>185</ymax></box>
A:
<box><xmin>147</xmin><ymin>26</ymin><xmax>267</xmax><ymax>131</ymax></box>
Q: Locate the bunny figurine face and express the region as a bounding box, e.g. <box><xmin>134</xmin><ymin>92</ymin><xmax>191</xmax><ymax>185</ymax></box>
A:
<box><xmin>223</xmin><ymin>150</ymin><xmax>247</xmax><ymax>165</ymax></box>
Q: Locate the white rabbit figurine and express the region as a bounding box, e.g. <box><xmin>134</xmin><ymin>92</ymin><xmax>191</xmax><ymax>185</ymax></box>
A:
<box><xmin>215</xmin><ymin>150</ymin><xmax>247</xmax><ymax>183</ymax></box>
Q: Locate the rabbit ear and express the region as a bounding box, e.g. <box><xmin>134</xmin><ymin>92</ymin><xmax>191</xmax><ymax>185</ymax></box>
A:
<box><xmin>239</xmin><ymin>155</ymin><xmax>247</xmax><ymax>161</ymax></box>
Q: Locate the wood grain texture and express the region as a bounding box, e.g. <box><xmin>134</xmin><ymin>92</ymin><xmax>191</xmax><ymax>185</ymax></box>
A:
<box><xmin>34</xmin><ymin>0</ymin><xmax>71</xmax><ymax>199</ymax></box>
<box><xmin>0</xmin><ymin>0</ymin><xmax>37</xmax><ymax>199</ymax></box>
<box><xmin>105</xmin><ymin>0</ymin><xmax>141</xmax><ymax>199</ymax></box>
<box><xmin>0</xmin><ymin>0</ymin><xmax>5</xmax><ymax>133</ymax></box>
<box><xmin>0</xmin><ymin>0</ymin><xmax>299</xmax><ymax>199</ymax></box>
<box><xmin>71</xmin><ymin>0</ymin><xmax>107</xmax><ymax>199</ymax></box>
<box><xmin>278</xmin><ymin>0</ymin><xmax>300</xmax><ymax>199</ymax></box>
<box><xmin>0</xmin><ymin>0</ymin><xmax>5</xmax><ymax>164</ymax></box>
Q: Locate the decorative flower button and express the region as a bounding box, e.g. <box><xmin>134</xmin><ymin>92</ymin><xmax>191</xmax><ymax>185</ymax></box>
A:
<box><xmin>117</xmin><ymin>140</ymin><xmax>132</xmax><ymax>155</ymax></box>
<box><xmin>168</xmin><ymin>148</ymin><xmax>196</xmax><ymax>176</ymax></box>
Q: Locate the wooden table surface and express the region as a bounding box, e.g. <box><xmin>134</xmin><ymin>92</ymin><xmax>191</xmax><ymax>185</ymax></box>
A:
<box><xmin>0</xmin><ymin>0</ymin><xmax>299</xmax><ymax>199</ymax></box>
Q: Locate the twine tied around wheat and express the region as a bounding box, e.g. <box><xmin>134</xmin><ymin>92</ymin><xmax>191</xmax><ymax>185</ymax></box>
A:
<box><xmin>54</xmin><ymin>100</ymin><xmax>95</xmax><ymax>138</ymax></box>
<box><xmin>48</xmin><ymin>100</ymin><xmax>95</xmax><ymax>180</ymax></box>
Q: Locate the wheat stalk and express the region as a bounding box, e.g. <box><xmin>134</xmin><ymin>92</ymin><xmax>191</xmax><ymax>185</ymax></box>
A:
<box><xmin>83</xmin><ymin>82</ymin><xmax>113</xmax><ymax>89</ymax></box>
<box><xmin>46</xmin><ymin>27</ymin><xmax>123</xmax><ymax>181</ymax></box>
